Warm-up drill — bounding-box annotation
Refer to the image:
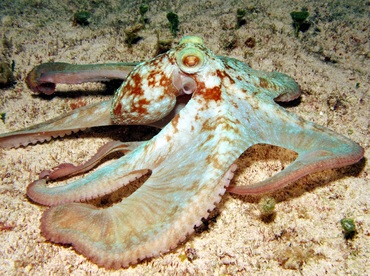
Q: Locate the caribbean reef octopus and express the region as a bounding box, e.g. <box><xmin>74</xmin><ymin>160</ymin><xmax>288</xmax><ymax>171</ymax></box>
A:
<box><xmin>0</xmin><ymin>36</ymin><xmax>364</xmax><ymax>269</ymax></box>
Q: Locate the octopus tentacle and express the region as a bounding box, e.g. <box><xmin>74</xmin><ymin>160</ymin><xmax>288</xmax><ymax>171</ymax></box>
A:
<box><xmin>40</xmin><ymin>141</ymin><xmax>143</xmax><ymax>180</ymax></box>
<box><xmin>26</xmin><ymin>62</ymin><xmax>139</xmax><ymax>94</ymax></box>
<box><xmin>228</xmin><ymin>146</ymin><xmax>363</xmax><ymax>195</ymax></box>
<box><xmin>40</xmin><ymin>163</ymin><xmax>237</xmax><ymax>269</ymax></box>
<box><xmin>227</xmin><ymin>96</ymin><xmax>364</xmax><ymax>195</ymax></box>
<box><xmin>214</xmin><ymin>55</ymin><xmax>363</xmax><ymax>195</ymax></box>
<box><xmin>219</xmin><ymin>56</ymin><xmax>301</xmax><ymax>102</ymax></box>
<box><xmin>0</xmin><ymin>100</ymin><xmax>113</xmax><ymax>148</ymax></box>
<box><xmin>0</xmin><ymin>97</ymin><xmax>190</xmax><ymax>149</ymax></box>
<box><xmin>28</xmin><ymin>166</ymin><xmax>151</xmax><ymax>206</ymax></box>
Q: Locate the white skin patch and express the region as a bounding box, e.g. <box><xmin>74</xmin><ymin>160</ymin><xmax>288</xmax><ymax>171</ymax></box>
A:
<box><xmin>204</xmin><ymin>73</ymin><xmax>221</xmax><ymax>88</ymax></box>
<box><xmin>144</xmin><ymin>86</ymin><xmax>164</xmax><ymax>101</ymax></box>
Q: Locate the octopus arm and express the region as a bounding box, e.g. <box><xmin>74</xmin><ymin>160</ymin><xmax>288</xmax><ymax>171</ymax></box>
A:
<box><xmin>227</xmin><ymin>98</ymin><xmax>364</xmax><ymax>195</ymax></box>
<box><xmin>0</xmin><ymin>100</ymin><xmax>114</xmax><ymax>148</ymax></box>
<box><xmin>40</xmin><ymin>163</ymin><xmax>237</xmax><ymax>269</ymax></box>
<box><xmin>27</xmin><ymin>161</ymin><xmax>150</xmax><ymax>206</ymax></box>
<box><xmin>220</xmin><ymin>56</ymin><xmax>301</xmax><ymax>102</ymax></box>
<box><xmin>26</xmin><ymin>62</ymin><xmax>139</xmax><ymax>94</ymax></box>
<box><xmin>40</xmin><ymin>141</ymin><xmax>143</xmax><ymax>180</ymax></box>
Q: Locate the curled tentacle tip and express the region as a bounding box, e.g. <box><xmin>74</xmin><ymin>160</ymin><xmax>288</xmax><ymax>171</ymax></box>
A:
<box><xmin>25</xmin><ymin>63</ymin><xmax>59</xmax><ymax>94</ymax></box>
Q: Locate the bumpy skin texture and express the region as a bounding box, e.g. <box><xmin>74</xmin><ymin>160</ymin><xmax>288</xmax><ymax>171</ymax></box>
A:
<box><xmin>0</xmin><ymin>36</ymin><xmax>364</xmax><ymax>269</ymax></box>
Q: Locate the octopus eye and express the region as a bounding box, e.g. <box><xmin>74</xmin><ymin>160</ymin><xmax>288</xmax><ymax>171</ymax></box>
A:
<box><xmin>176</xmin><ymin>46</ymin><xmax>205</xmax><ymax>74</ymax></box>
<box><xmin>183</xmin><ymin>55</ymin><xmax>200</xmax><ymax>67</ymax></box>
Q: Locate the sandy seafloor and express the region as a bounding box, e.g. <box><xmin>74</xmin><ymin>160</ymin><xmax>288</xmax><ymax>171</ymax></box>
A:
<box><xmin>0</xmin><ymin>0</ymin><xmax>369</xmax><ymax>275</ymax></box>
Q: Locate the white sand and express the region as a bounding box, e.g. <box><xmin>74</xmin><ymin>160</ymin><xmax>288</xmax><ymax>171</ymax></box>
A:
<box><xmin>0</xmin><ymin>0</ymin><xmax>369</xmax><ymax>275</ymax></box>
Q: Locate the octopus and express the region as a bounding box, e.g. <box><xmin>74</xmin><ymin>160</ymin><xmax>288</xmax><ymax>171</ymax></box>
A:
<box><xmin>0</xmin><ymin>36</ymin><xmax>364</xmax><ymax>269</ymax></box>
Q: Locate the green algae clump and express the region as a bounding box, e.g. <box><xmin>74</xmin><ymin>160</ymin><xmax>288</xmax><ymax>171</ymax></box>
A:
<box><xmin>290</xmin><ymin>8</ymin><xmax>310</xmax><ymax>37</ymax></box>
<box><xmin>0</xmin><ymin>61</ymin><xmax>14</xmax><ymax>87</ymax></box>
<box><xmin>73</xmin><ymin>11</ymin><xmax>91</xmax><ymax>26</ymax></box>
<box><xmin>258</xmin><ymin>196</ymin><xmax>276</xmax><ymax>222</ymax></box>
<box><xmin>166</xmin><ymin>12</ymin><xmax>179</xmax><ymax>37</ymax></box>
<box><xmin>236</xmin><ymin>8</ymin><xmax>247</xmax><ymax>29</ymax></box>
<box><xmin>340</xmin><ymin>218</ymin><xmax>357</xmax><ymax>239</ymax></box>
<box><xmin>139</xmin><ymin>4</ymin><xmax>149</xmax><ymax>25</ymax></box>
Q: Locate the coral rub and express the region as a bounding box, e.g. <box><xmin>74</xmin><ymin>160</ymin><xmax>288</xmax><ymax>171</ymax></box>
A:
<box><xmin>0</xmin><ymin>36</ymin><xmax>363</xmax><ymax>268</ymax></box>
